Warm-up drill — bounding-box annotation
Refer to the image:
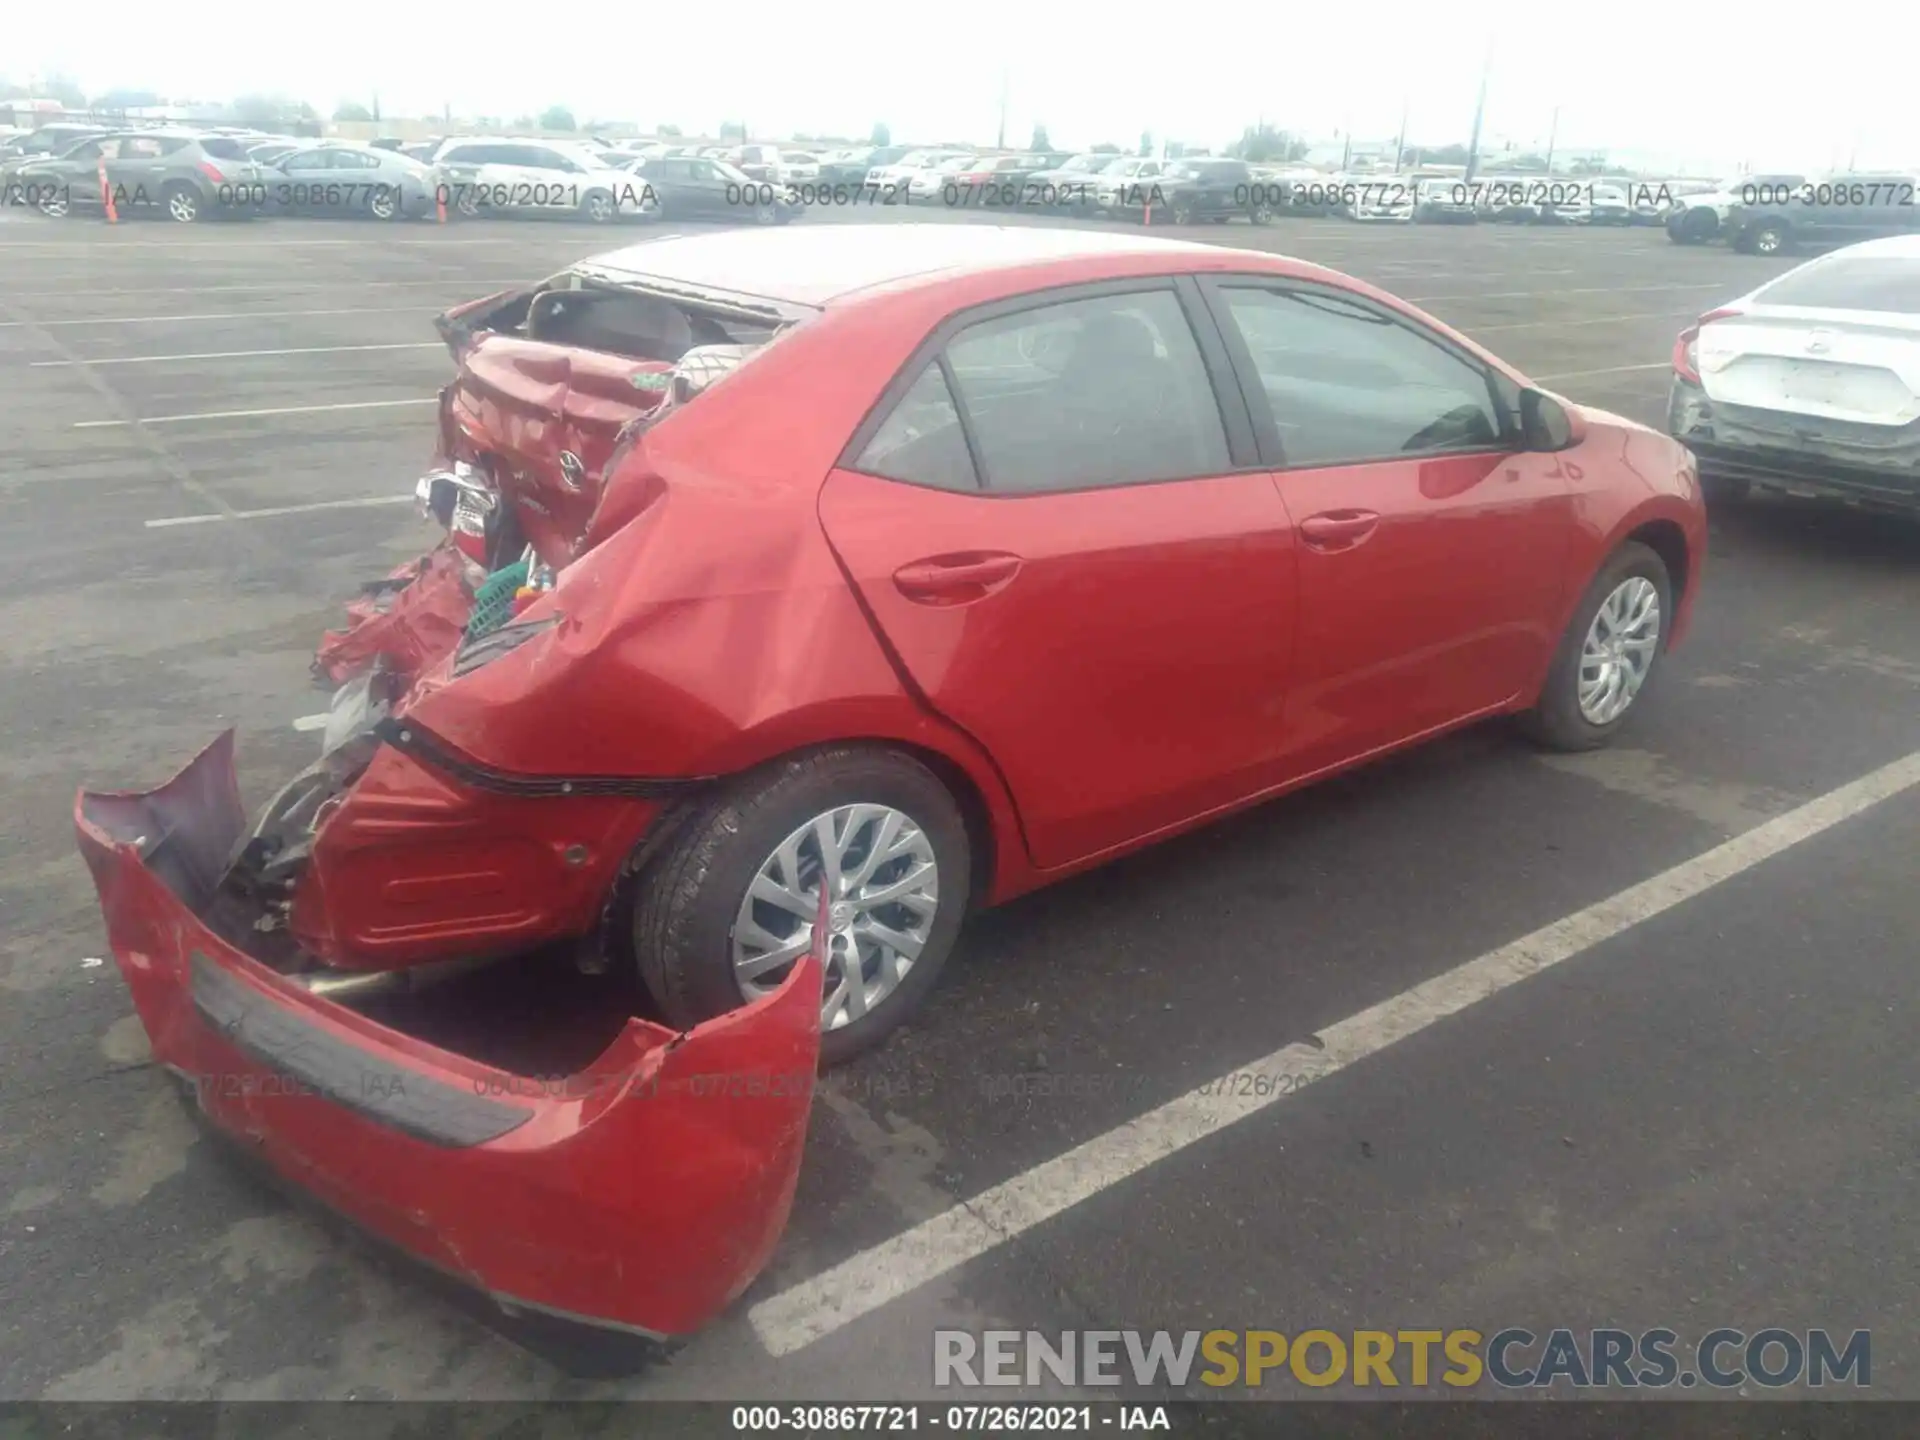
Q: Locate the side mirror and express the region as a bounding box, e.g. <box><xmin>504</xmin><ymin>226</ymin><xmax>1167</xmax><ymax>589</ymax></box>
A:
<box><xmin>1520</xmin><ymin>388</ymin><xmax>1586</xmax><ymax>451</ymax></box>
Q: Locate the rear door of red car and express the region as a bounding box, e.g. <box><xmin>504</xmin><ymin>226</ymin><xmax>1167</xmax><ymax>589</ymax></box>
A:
<box><xmin>1198</xmin><ymin>276</ymin><xmax>1577</xmax><ymax>774</ymax></box>
<box><xmin>819</xmin><ymin>278</ymin><xmax>1299</xmax><ymax>872</ymax></box>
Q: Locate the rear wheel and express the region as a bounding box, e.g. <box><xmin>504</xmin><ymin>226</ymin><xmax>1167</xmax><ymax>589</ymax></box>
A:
<box><xmin>1520</xmin><ymin>541</ymin><xmax>1673</xmax><ymax>752</ymax></box>
<box><xmin>36</xmin><ymin>187</ymin><xmax>71</xmax><ymax>219</ymax></box>
<box><xmin>580</xmin><ymin>189</ymin><xmax>615</xmax><ymax>222</ymax></box>
<box><xmin>163</xmin><ymin>182</ymin><xmax>202</xmax><ymax>223</ymax></box>
<box><xmin>366</xmin><ymin>186</ymin><xmax>398</xmax><ymax>221</ymax></box>
<box><xmin>633</xmin><ymin>748</ymin><xmax>972</xmax><ymax>1066</ymax></box>
<box><xmin>1737</xmin><ymin>219</ymin><xmax>1788</xmax><ymax>255</ymax></box>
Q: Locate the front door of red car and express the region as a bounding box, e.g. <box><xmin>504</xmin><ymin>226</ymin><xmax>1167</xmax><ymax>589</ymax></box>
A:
<box><xmin>1201</xmin><ymin>278</ymin><xmax>1577</xmax><ymax>775</ymax></box>
<box><xmin>820</xmin><ymin>283</ymin><xmax>1297</xmax><ymax>871</ymax></box>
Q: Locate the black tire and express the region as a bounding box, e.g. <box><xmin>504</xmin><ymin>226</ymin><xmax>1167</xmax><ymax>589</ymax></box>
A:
<box><xmin>1737</xmin><ymin>219</ymin><xmax>1788</xmax><ymax>256</ymax></box>
<box><xmin>1519</xmin><ymin>540</ymin><xmax>1674</xmax><ymax>753</ymax></box>
<box><xmin>632</xmin><ymin>747</ymin><xmax>972</xmax><ymax>1066</ymax></box>
<box><xmin>1701</xmin><ymin>473</ymin><xmax>1752</xmax><ymax>506</ymax></box>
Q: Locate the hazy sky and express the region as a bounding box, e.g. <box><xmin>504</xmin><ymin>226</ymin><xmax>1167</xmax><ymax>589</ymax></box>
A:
<box><xmin>8</xmin><ymin>0</ymin><xmax>1913</xmax><ymax>174</ymax></box>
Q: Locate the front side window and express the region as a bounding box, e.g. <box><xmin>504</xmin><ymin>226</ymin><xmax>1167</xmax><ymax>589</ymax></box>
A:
<box><xmin>1217</xmin><ymin>286</ymin><xmax>1505</xmax><ymax>466</ymax></box>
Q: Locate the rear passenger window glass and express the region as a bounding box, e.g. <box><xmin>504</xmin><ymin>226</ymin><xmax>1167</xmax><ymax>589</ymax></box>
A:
<box><xmin>855</xmin><ymin>364</ymin><xmax>978</xmax><ymax>492</ymax></box>
<box><xmin>1218</xmin><ymin>286</ymin><xmax>1504</xmax><ymax>465</ymax></box>
<box><xmin>199</xmin><ymin>138</ymin><xmax>251</xmax><ymax>161</ymax></box>
<box><xmin>943</xmin><ymin>290</ymin><xmax>1231</xmax><ymax>492</ymax></box>
<box><xmin>1756</xmin><ymin>255</ymin><xmax>1920</xmax><ymax>312</ymax></box>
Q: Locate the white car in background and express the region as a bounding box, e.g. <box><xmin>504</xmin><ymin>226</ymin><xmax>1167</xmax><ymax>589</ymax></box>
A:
<box><xmin>1666</xmin><ymin>172</ymin><xmax>1805</xmax><ymax>245</ymax></box>
<box><xmin>1347</xmin><ymin>174</ymin><xmax>1415</xmax><ymax>222</ymax></box>
<box><xmin>427</xmin><ymin>136</ymin><xmax>655</xmax><ymax>221</ymax></box>
<box><xmin>1667</xmin><ymin>235</ymin><xmax>1920</xmax><ymax>512</ymax></box>
<box><xmin>1090</xmin><ymin>156</ymin><xmax>1170</xmax><ymax>212</ymax></box>
<box><xmin>907</xmin><ymin>153</ymin><xmax>979</xmax><ymax>202</ymax></box>
<box><xmin>866</xmin><ymin>148</ymin><xmax>968</xmax><ymax>196</ymax></box>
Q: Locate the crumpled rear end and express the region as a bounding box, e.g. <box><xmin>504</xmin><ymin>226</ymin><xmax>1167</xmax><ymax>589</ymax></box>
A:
<box><xmin>74</xmin><ymin>732</ymin><xmax>822</xmax><ymax>1338</ymax></box>
<box><xmin>313</xmin><ymin>544</ymin><xmax>477</xmax><ymax>689</ymax></box>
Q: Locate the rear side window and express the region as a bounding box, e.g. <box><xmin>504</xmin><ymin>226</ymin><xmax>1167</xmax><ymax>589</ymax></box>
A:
<box><xmin>1757</xmin><ymin>254</ymin><xmax>1920</xmax><ymax>312</ymax></box>
<box><xmin>198</xmin><ymin>137</ymin><xmax>251</xmax><ymax>161</ymax></box>
<box><xmin>855</xmin><ymin>364</ymin><xmax>979</xmax><ymax>492</ymax></box>
<box><xmin>1218</xmin><ymin>286</ymin><xmax>1504</xmax><ymax>466</ymax></box>
<box><xmin>944</xmin><ymin>290</ymin><xmax>1230</xmax><ymax>492</ymax></box>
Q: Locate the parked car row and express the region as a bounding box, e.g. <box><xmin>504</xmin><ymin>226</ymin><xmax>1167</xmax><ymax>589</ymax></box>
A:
<box><xmin>1666</xmin><ymin>171</ymin><xmax>1920</xmax><ymax>255</ymax></box>
<box><xmin>3</xmin><ymin>126</ymin><xmax>662</xmax><ymax>223</ymax></box>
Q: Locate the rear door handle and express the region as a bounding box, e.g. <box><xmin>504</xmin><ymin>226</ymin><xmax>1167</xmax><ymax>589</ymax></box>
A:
<box><xmin>892</xmin><ymin>552</ymin><xmax>1024</xmax><ymax>604</ymax></box>
<box><xmin>1299</xmin><ymin>510</ymin><xmax>1381</xmax><ymax>549</ymax></box>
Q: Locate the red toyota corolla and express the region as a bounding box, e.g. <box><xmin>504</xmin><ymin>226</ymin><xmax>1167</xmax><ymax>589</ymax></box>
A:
<box><xmin>77</xmin><ymin>224</ymin><xmax>1705</xmax><ymax>1337</ymax></box>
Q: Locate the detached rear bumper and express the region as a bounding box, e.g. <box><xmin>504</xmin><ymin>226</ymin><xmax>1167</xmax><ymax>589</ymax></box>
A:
<box><xmin>75</xmin><ymin>732</ymin><xmax>822</xmax><ymax>1339</ymax></box>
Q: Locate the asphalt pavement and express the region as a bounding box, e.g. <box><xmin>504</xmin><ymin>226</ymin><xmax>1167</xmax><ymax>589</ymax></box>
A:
<box><xmin>1</xmin><ymin>201</ymin><xmax>1917</xmax><ymax>1413</ymax></box>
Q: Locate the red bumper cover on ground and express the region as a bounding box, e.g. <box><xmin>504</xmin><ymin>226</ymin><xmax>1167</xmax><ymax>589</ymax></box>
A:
<box><xmin>74</xmin><ymin>732</ymin><xmax>821</xmax><ymax>1338</ymax></box>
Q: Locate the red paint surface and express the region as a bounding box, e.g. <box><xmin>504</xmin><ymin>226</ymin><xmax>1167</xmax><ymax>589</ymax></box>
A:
<box><xmin>74</xmin><ymin>733</ymin><xmax>820</xmax><ymax>1338</ymax></box>
<box><xmin>312</xmin><ymin>544</ymin><xmax>475</xmax><ymax>688</ymax></box>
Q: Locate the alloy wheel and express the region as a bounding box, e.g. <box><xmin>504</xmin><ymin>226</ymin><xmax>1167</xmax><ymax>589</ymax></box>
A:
<box><xmin>1577</xmin><ymin>577</ymin><xmax>1662</xmax><ymax>725</ymax></box>
<box><xmin>167</xmin><ymin>188</ymin><xmax>199</xmax><ymax>222</ymax></box>
<box><xmin>731</xmin><ymin>803</ymin><xmax>940</xmax><ymax>1031</ymax></box>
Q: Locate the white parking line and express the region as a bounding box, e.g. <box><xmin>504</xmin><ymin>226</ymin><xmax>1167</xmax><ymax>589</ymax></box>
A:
<box><xmin>45</xmin><ymin>279</ymin><xmax>526</xmax><ymax>298</ymax></box>
<box><xmin>0</xmin><ymin>237</ymin><xmax>528</xmax><ymax>249</ymax></box>
<box><xmin>0</xmin><ymin>306</ymin><xmax>407</xmax><ymax>329</ymax></box>
<box><xmin>76</xmin><ymin>398</ymin><xmax>437</xmax><ymax>428</ymax></box>
<box><xmin>34</xmin><ymin>342</ymin><xmax>443</xmax><ymax>368</ymax></box>
<box><xmin>748</xmin><ymin>748</ymin><xmax>1920</xmax><ymax>1356</ymax></box>
<box><xmin>1407</xmin><ymin>283</ymin><xmax>1725</xmax><ymax>303</ymax></box>
<box><xmin>1532</xmin><ymin>362</ymin><xmax>1671</xmax><ymax>382</ymax></box>
<box><xmin>146</xmin><ymin>495</ymin><xmax>415</xmax><ymax>527</ymax></box>
<box><xmin>1473</xmin><ymin>310</ymin><xmax>1692</xmax><ymax>333</ymax></box>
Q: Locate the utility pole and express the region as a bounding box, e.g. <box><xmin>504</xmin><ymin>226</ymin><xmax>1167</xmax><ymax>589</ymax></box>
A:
<box><xmin>1463</xmin><ymin>43</ymin><xmax>1492</xmax><ymax>183</ymax></box>
<box><xmin>1393</xmin><ymin>100</ymin><xmax>1408</xmax><ymax>171</ymax></box>
<box><xmin>996</xmin><ymin>70</ymin><xmax>1008</xmax><ymax>151</ymax></box>
<box><xmin>1543</xmin><ymin>105</ymin><xmax>1559</xmax><ymax>174</ymax></box>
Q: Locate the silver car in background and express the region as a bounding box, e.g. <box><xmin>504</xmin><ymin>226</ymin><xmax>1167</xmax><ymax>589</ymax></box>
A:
<box><xmin>260</xmin><ymin>141</ymin><xmax>440</xmax><ymax>219</ymax></box>
<box><xmin>1669</xmin><ymin>235</ymin><xmax>1920</xmax><ymax>512</ymax></box>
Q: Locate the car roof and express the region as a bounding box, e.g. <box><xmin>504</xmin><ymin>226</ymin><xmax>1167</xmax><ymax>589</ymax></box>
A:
<box><xmin>574</xmin><ymin>224</ymin><xmax>1229</xmax><ymax>310</ymax></box>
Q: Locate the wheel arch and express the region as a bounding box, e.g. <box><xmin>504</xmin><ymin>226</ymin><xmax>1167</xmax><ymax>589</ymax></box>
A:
<box><xmin>1623</xmin><ymin>516</ymin><xmax>1691</xmax><ymax>635</ymax></box>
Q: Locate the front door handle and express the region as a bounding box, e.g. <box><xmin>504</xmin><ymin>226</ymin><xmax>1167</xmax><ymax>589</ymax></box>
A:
<box><xmin>892</xmin><ymin>552</ymin><xmax>1023</xmax><ymax>605</ymax></box>
<box><xmin>1299</xmin><ymin>510</ymin><xmax>1381</xmax><ymax>550</ymax></box>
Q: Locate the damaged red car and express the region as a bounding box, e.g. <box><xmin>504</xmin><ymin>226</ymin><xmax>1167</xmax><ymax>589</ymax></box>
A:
<box><xmin>78</xmin><ymin>224</ymin><xmax>1706</xmax><ymax>1338</ymax></box>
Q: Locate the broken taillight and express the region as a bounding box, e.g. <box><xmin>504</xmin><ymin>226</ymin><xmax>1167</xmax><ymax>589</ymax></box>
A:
<box><xmin>1672</xmin><ymin>307</ymin><xmax>1740</xmax><ymax>385</ymax></box>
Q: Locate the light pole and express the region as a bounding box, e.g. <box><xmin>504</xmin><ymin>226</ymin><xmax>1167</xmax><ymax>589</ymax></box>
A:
<box><xmin>1463</xmin><ymin>43</ymin><xmax>1492</xmax><ymax>183</ymax></box>
<box><xmin>1543</xmin><ymin>105</ymin><xmax>1559</xmax><ymax>174</ymax></box>
<box><xmin>1393</xmin><ymin>99</ymin><xmax>1408</xmax><ymax>172</ymax></box>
